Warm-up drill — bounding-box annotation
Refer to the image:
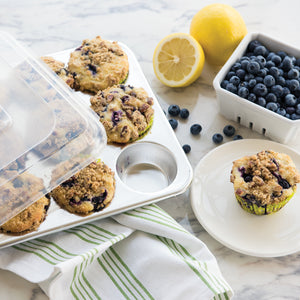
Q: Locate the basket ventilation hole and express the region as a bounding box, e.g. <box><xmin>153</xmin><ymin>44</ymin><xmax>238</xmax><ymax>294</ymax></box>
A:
<box><xmin>262</xmin><ymin>128</ymin><xmax>266</xmax><ymax>135</ymax></box>
<box><xmin>249</xmin><ymin>122</ymin><xmax>253</xmax><ymax>129</ymax></box>
<box><xmin>237</xmin><ymin>116</ymin><xmax>241</xmax><ymax>123</ymax></box>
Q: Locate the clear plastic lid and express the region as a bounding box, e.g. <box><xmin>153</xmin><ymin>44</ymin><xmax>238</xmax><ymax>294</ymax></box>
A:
<box><xmin>0</xmin><ymin>31</ymin><xmax>107</xmax><ymax>225</ymax></box>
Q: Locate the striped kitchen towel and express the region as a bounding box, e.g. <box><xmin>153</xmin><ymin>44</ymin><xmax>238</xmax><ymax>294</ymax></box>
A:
<box><xmin>0</xmin><ymin>204</ymin><xmax>233</xmax><ymax>300</ymax></box>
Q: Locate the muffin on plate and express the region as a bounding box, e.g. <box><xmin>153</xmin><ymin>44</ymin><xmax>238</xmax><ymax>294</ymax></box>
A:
<box><xmin>230</xmin><ymin>150</ymin><xmax>300</xmax><ymax>215</ymax></box>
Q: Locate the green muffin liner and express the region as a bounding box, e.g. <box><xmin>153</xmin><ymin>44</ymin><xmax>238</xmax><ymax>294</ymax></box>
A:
<box><xmin>235</xmin><ymin>186</ymin><xmax>296</xmax><ymax>215</ymax></box>
<box><xmin>119</xmin><ymin>71</ymin><xmax>129</xmax><ymax>84</ymax></box>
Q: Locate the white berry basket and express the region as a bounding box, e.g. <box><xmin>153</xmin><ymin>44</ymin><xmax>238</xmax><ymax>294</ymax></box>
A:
<box><xmin>213</xmin><ymin>32</ymin><xmax>300</xmax><ymax>147</ymax></box>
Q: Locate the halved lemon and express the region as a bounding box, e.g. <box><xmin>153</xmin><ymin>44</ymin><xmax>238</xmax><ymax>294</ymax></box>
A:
<box><xmin>153</xmin><ymin>33</ymin><xmax>205</xmax><ymax>87</ymax></box>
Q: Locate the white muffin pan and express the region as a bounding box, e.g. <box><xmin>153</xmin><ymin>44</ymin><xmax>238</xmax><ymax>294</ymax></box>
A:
<box><xmin>0</xmin><ymin>42</ymin><xmax>193</xmax><ymax>248</ymax></box>
<box><xmin>213</xmin><ymin>32</ymin><xmax>300</xmax><ymax>146</ymax></box>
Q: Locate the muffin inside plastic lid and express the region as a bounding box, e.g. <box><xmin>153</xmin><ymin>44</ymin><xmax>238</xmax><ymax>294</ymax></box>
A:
<box><xmin>0</xmin><ymin>31</ymin><xmax>107</xmax><ymax>225</ymax></box>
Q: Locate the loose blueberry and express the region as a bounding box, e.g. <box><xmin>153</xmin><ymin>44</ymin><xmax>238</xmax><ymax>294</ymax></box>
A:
<box><xmin>269</xmin><ymin>67</ymin><xmax>280</xmax><ymax>79</ymax></box>
<box><xmin>236</xmin><ymin>68</ymin><xmax>246</xmax><ymax>79</ymax></box>
<box><xmin>288</xmin><ymin>68</ymin><xmax>299</xmax><ymax>79</ymax></box>
<box><xmin>223</xmin><ymin>125</ymin><xmax>236</xmax><ymax>137</ymax></box>
<box><xmin>270</xmin><ymin>85</ymin><xmax>283</xmax><ymax>98</ymax></box>
<box><xmin>182</xmin><ymin>144</ymin><xmax>191</xmax><ymax>154</ymax></box>
<box><xmin>276</xmin><ymin>51</ymin><xmax>288</xmax><ymax>59</ymax></box>
<box><xmin>212</xmin><ymin>133</ymin><xmax>223</xmax><ymax>144</ymax></box>
<box><xmin>190</xmin><ymin>124</ymin><xmax>202</xmax><ymax>135</ymax></box>
<box><xmin>233</xmin><ymin>135</ymin><xmax>243</xmax><ymax>140</ymax></box>
<box><xmin>276</xmin><ymin>107</ymin><xmax>286</xmax><ymax>117</ymax></box>
<box><xmin>168</xmin><ymin>104</ymin><xmax>180</xmax><ymax>116</ymax></box>
<box><xmin>247</xmin><ymin>40</ymin><xmax>262</xmax><ymax>52</ymax></box>
<box><xmin>286</xmin><ymin>79</ymin><xmax>299</xmax><ymax>92</ymax></box>
<box><xmin>248</xmin><ymin>79</ymin><xmax>257</xmax><ymax>88</ymax></box>
<box><xmin>169</xmin><ymin>119</ymin><xmax>178</xmax><ymax>129</ymax></box>
<box><xmin>179</xmin><ymin>108</ymin><xmax>189</xmax><ymax>119</ymax></box>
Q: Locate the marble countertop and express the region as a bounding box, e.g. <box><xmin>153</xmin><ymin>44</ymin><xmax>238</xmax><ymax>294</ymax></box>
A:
<box><xmin>1</xmin><ymin>0</ymin><xmax>300</xmax><ymax>299</ymax></box>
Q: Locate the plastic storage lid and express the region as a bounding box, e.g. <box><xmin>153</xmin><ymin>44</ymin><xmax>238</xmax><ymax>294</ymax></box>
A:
<box><xmin>0</xmin><ymin>31</ymin><xmax>107</xmax><ymax>226</ymax></box>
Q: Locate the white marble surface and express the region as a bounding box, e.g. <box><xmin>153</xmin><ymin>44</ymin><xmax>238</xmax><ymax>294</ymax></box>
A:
<box><xmin>1</xmin><ymin>0</ymin><xmax>300</xmax><ymax>299</ymax></box>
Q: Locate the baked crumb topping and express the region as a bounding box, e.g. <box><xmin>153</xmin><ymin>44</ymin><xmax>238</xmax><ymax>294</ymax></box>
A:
<box><xmin>230</xmin><ymin>150</ymin><xmax>300</xmax><ymax>205</ymax></box>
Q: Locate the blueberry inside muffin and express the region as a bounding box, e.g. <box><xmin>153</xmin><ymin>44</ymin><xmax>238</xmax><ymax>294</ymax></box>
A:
<box><xmin>230</xmin><ymin>150</ymin><xmax>300</xmax><ymax>215</ymax></box>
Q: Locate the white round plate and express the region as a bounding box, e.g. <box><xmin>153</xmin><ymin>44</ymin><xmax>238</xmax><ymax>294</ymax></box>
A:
<box><xmin>191</xmin><ymin>139</ymin><xmax>300</xmax><ymax>257</ymax></box>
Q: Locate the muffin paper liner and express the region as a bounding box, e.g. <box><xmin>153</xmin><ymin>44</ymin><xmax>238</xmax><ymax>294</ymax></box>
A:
<box><xmin>235</xmin><ymin>186</ymin><xmax>297</xmax><ymax>215</ymax></box>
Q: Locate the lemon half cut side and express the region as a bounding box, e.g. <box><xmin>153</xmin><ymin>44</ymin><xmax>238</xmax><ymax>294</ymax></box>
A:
<box><xmin>153</xmin><ymin>33</ymin><xmax>205</xmax><ymax>87</ymax></box>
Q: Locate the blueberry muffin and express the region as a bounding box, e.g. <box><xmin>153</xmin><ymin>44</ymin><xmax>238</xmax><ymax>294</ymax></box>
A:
<box><xmin>0</xmin><ymin>195</ymin><xmax>50</xmax><ymax>234</ymax></box>
<box><xmin>230</xmin><ymin>150</ymin><xmax>300</xmax><ymax>215</ymax></box>
<box><xmin>50</xmin><ymin>161</ymin><xmax>115</xmax><ymax>215</ymax></box>
<box><xmin>90</xmin><ymin>84</ymin><xmax>154</xmax><ymax>143</ymax></box>
<box><xmin>68</xmin><ymin>36</ymin><xmax>129</xmax><ymax>94</ymax></box>
<box><xmin>41</xmin><ymin>56</ymin><xmax>75</xmax><ymax>88</ymax></box>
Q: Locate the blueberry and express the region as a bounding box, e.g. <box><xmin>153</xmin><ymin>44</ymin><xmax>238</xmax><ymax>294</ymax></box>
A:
<box><xmin>255</xmin><ymin>55</ymin><xmax>266</xmax><ymax>68</ymax></box>
<box><xmin>281</xmin><ymin>56</ymin><xmax>293</xmax><ymax>71</ymax></box>
<box><xmin>244</xmin><ymin>73</ymin><xmax>255</xmax><ymax>81</ymax></box>
<box><xmin>296</xmin><ymin>103</ymin><xmax>300</xmax><ymax>114</ymax></box>
<box><xmin>267</xmin><ymin>52</ymin><xmax>275</xmax><ymax>61</ymax></box>
<box><xmin>226</xmin><ymin>71</ymin><xmax>236</xmax><ymax>80</ymax></box>
<box><xmin>226</xmin><ymin>83</ymin><xmax>238</xmax><ymax>94</ymax></box>
<box><xmin>223</xmin><ymin>125</ymin><xmax>236</xmax><ymax>137</ymax></box>
<box><xmin>288</xmin><ymin>68</ymin><xmax>299</xmax><ymax>79</ymax></box>
<box><xmin>291</xmin><ymin>113</ymin><xmax>300</xmax><ymax>120</ymax></box>
<box><xmin>287</xmin><ymin>79</ymin><xmax>299</xmax><ymax>92</ymax></box>
<box><xmin>212</xmin><ymin>133</ymin><xmax>223</xmax><ymax>144</ymax></box>
<box><xmin>179</xmin><ymin>108</ymin><xmax>189</xmax><ymax>119</ymax></box>
<box><xmin>248</xmin><ymin>93</ymin><xmax>256</xmax><ymax>102</ymax></box>
<box><xmin>266</xmin><ymin>93</ymin><xmax>277</xmax><ymax>103</ymax></box>
<box><xmin>269</xmin><ymin>67</ymin><xmax>280</xmax><ymax>79</ymax></box>
<box><xmin>257</xmin><ymin>97</ymin><xmax>266</xmax><ymax>107</ymax></box>
<box><xmin>229</xmin><ymin>75</ymin><xmax>240</xmax><ymax>86</ymax></box>
<box><xmin>253</xmin><ymin>83</ymin><xmax>268</xmax><ymax>96</ymax></box>
<box><xmin>238</xmin><ymin>87</ymin><xmax>249</xmax><ymax>98</ymax></box>
<box><xmin>241</xmin><ymin>60</ymin><xmax>249</xmax><ymax>70</ymax></box>
<box><xmin>239</xmin><ymin>81</ymin><xmax>249</xmax><ymax>90</ymax></box>
<box><xmin>282</xmin><ymin>87</ymin><xmax>291</xmax><ymax>98</ymax></box>
<box><xmin>254</xmin><ymin>45</ymin><xmax>268</xmax><ymax>57</ymax></box>
<box><xmin>265</xmin><ymin>61</ymin><xmax>275</xmax><ymax>68</ymax></box>
<box><xmin>169</xmin><ymin>119</ymin><xmax>178</xmax><ymax>129</ymax></box>
<box><xmin>257</xmin><ymin>68</ymin><xmax>267</xmax><ymax>77</ymax></box>
<box><xmin>277</xmin><ymin>51</ymin><xmax>287</xmax><ymax>59</ymax></box>
<box><xmin>182</xmin><ymin>144</ymin><xmax>191</xmax><ymax>154</ymax></box>
<box><xmin>276</xmin><ymin>107</ymin><xmax>286</xmax><ymax>116</ymax></box>
<box><xmin>271</xmin><ymin>85</ymin><xmax>283</xmax><ymax>98</ymax></box>
<box><xmin>190</xmin><ymin>124</ymin><xmax>202</xmax><ymax>135</ymax></box>
<box><xmin>248</xmin><ymin>79</ymin><xmax>257</xmax><ymax>88</ymax></box>
<box><xmin>276</xmin><ymin>76</ymin><xmax>285</xmax><ymax>86</ymax></box>
<box><xmin>247</xmin><ymin>40</ymin><xmax>262</xmax><ymax>52</ymax></box>
<box><xmin>231</xmin><ymin>62</ymin><xmax>242</xmax><ymax>72</ymax></box>
<box><xmin>264</xmin><ymin>75</ymin><xmax>275</xmax><ymax>87</ymax></box>
<box><xmin>286</xmin><ymin>106</ymin><xmax>295</xmax><ymax>115</ymax></box>
<box><xmin>285</xmin><ymin>94</ymin><xmax>297</xmax><ymax>106</ymax></box>
<box><xmin>236</xmin><ymin>68</ymin><xmax>246</xmax><ymax>79</ymax></box>
<box><xmin>266</xmin><ymin>102</ymin><xmax>278</xmax><ymax>111</ymax></box>
<box><xmin>255</xmin><ymin>77</ymin><xmax>263</xmax><ymax>83</ymax></box>
<box><xmin>296</xmin><ymin>58</ymin><xmax>300</xmax><ymax>67</ymax></box>
<box><xmin>271</xmin><ymin>55</ymin><xmax>282</xmax><ymax>66</ymax></box>
<box><xmin>221</xmin><ymin>80</ymin><xmax>229</xmax><ymax>89</ymax></box>
<box><xmin>233</xmin><ymin>135</ymin><xmax>243</xmax><ymax>140</ymax></box>
<box><xmin>247</xmin><ymin>61</ymin><xmax>260</xmax><ymax>74</ymax></box>
<box><xmin>168</xmin><ymin>104</ymin><xmax>180</xmax><ymax>116</ymax></box>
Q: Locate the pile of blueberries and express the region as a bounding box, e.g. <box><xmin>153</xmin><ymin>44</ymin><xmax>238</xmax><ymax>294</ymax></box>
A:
<box><xmin>221</xmin><ymin>40</ymin><xmax>300</xmax><ymax>120</ymax></box>
<box><xmin>167</xmin><ymin>104</ymin><xmax>243</xmax><ymax>153</ymax></box>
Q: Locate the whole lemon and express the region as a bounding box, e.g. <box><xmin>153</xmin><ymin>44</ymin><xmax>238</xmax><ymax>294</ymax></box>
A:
<box><xmin>190</xmin><ymin>3</ymin><xmax>247</xmax><ymax>66</ymax></box>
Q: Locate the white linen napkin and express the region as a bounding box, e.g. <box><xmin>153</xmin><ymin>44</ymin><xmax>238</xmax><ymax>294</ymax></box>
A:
<box><xmin>0</xmin><ymin>204</ymin><xmax>233</xmax><ymax>300</ymax></box>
